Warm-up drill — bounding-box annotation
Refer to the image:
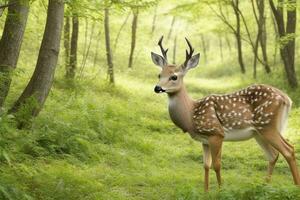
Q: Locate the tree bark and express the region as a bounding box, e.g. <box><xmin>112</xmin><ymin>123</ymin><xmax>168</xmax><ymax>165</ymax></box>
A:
<box><xmin>172</xmin><ymin>35</ymin><xmax>177</xmax><ymax>64</ymax></box>
<box><xmin>257</xmin><ymin>0</ymin><xmax>271</xmax><ymax>73</ymax></box>
<box><xmin>232</xmin><ymin>0</ymin><xmax>246</xmax><ymax>73</ymax></box>
<box><xmin>200</xmin><ymin>34</ymin><xmax>207</xmax><ymax>64</ymax></box>
<box><xmin>269</xmin><ymin>0</ymin><xmax>298</xmax><ymax>88</ymax></box>
<box><xmin>64</xmin><ymin>16</ymin><xmax>70</xmax><ymax>72</ymax></box>
<box><xmin>9</xmin><ymin>0</ymin><xmax>64</xmax><ymax>126</ymax></box>
<box><xmin>128</xmin><ymin>8</ymin><xmax>138</xmax><ymax>68</ymax></box>
<box><xmin>104</xmin><ymin>8</ymin><xmax>114</xmax><ymax>83</ymax></box>
<box><xmin>66</xmin><ymin>14</ymin><xmax>78</xmax><ymax>78</ymax></box>
<box><xmin>0</xmin><ymin>0</ymin><xmax>29</xmax><ymax>107</ymax></box>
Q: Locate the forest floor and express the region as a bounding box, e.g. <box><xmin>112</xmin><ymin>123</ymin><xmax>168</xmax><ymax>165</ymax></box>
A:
<box><xmin>1</xmin><ymin>66</ymin><xmax>300</xmax><ymax>200</ymax></box>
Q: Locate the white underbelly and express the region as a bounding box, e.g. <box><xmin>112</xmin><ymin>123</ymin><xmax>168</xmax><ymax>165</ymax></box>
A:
<box><xmin>224</xmin><ymin>127</ymin><xmax>256</xmax><ymax>141</ymax></box>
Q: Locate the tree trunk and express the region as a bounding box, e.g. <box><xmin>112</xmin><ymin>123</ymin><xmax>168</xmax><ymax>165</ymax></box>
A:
<box><xmin>167</xmin><ymin>16</ymin><xmax>176</xmax><ymax>42</ymax></box>
<box><xmin>113</xmin><ymin>12</ymin><xmax>130</xmax><ymax>51</ymax></box>
<box><xmin>0</xmin><ymin>0</ymin><xmax>29</xmax><ymax>108</ymax></box>
<box><xmin>66</xmin><ymin>14</ymin><xmax>78</xmax><ymax>78</ymax></box>
<box><xmin>93</xmin><ymin>30</ymin><xmax>102</xmax><ymax>68</ymax></box>
<box><xmin>269</xmin><ymin>0</ymin><xmax>298</xmax><ymax>88</ymax></box>
<box><xmin>172</xmin><ymin>35</ymin><xmax>177</xmax><ymax>64</ymax></box>
<box><xmin>218</xmin><ymin>34</ymin><xmax>223</xmax><ymax>61</ymax></box>
<box><xmin>128</xmin><ymin>8</ymin><xmax>138</xmax><ymax>68</ymax></box>
<box><xmin>200</xmin><ymin>34</ymin><xmax>207</xmax><ymax>64</ymax></box>
<box><xmin>64</xmin><ymin>16</ymin><xmax>70</xmax><ymax>72</ymax></box>
<box><xmin>79</xmin><ymin>21</ymin><xmax>95</xmax><ymax>77</ymax></box>
<box><xmin>225</xmin><ymin>35</ymin><xmax>232</xmax><ymax>52</ymax></box>
<box><xmin>257</xmin><ymin>0</ymin><xmax>271</xmax><ymax>73</ymax></box>
<box><xmin>151</xmin><ymin>4</ymin><xmax>157</xmax><ymax>36</ymax></box>
<box><xmin>104</xmin><ymin>8</ymin><xmax>114</xmax><ymax>84</ymax></box>
<box><xmin>232</xmin><ymin>0</ymin><xmax>246</xmax><ymax>73</ymax></box>
<box><xmin>9</xmin><ymin>0</ymin><xmax>64</xmax><ymax>126</ymax></box>
<box><xmin>271</xmin><ymin>13</ymin><xmax>278</xmax><ymax>65</ymax></box>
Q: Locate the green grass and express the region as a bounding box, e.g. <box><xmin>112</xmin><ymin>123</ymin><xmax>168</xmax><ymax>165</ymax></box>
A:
<box><xmin>1</xmin><ymin>65</ymin><xmax>300</xmax><ymax>199</ymax></box>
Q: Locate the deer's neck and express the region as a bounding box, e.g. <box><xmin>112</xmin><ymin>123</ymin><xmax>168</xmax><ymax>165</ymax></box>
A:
<box><xmin>168</xmin><ymin>86</ymin><xmax>195</xmax><ymax>133</ymax></box>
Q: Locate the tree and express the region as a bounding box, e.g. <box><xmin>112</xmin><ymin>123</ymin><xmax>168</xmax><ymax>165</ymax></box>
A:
<box><xmin>113</xmin><ymin>11</ymin><xmax>130</xmax><ymax>51</ymax></box>
<box><xmin>128</xmin><ymin>7</ymin><xmax>139</xmax><ymax>68</ymax></box>
<box><xmin>269</xmin><ymin>0</ymin><xmax>298</xmax><ymax>88</ymax></box>
<box><xmin>151</xmin><ymin>4</ymin><xmax>157</xmax><ymax>36</ymax></box>
<box><xmin>66</xmin><ymin>14</ymin><xmax>79</xmax><ymax>78</ymax></box>
<box><xmin>167</xmin><ymin>16</ymin><xmax>176</xmax><ymax>42</ymax></box>
<box><xmin>0</xmin><ymin>0</ymin><xmax>29</xmax><ymax>108</ymax></box>
<box><xmin>64</xmin><ymin>16</ymin><xmax>70</xmax><ymax>72</ymax></box>
<box><xmin>251</xmin><ymin>0</ymin><xmax>271</xmax><ymax>78</ymax></box>
<box><xmin>9</xmin><ymin>0</ymin><xmax>64</xmax><ymax>127</ymax></box>
<box><xmin>208</xmin><ymin>0</ymin><xmax>246</xmax><ymax>73</ymax></box>
<box><xmin>104</xmin><ymin>7</ymin><xmax>114</xmax><ymax>84</ymax></box>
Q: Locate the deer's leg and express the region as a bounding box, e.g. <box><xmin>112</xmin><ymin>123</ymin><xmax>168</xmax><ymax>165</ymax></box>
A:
<box><xmin>255</xmin><ymin>135</ymin><xmax>279</xmax><ymax>182</ymax></box>
<box><xmin>208</xmin><ymin>135</ymin><xmax>223</xmax><ymax>188</ymax></box>
<box><xmin>260</xmin><ymin>129</ymin><xmax>300</xmax><ymax>185</ymax></box>
<box><xmin>202</xmin><ymin>143</ymin><xmax>212</xmax><ymax>192</ymax></box>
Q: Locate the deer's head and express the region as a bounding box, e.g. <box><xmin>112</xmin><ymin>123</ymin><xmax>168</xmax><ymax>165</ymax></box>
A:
<box><xmin>151</xmin><ymin>36</ymin><xmax>200</xmax><ymax>94</ymax></box>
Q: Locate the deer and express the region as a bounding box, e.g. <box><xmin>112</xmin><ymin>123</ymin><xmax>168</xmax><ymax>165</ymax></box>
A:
<box><xmin>151</xmin><ymin>36</ymin><xmax>300</xmax><ymax>191</ymax></box>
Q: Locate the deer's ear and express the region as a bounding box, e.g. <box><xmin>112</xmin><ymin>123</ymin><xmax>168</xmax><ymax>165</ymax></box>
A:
<box><xmin>185</xmin><ymin>53</ymin><xmax>200</xmax><ymax>71</ymax></box>
<box><xmin>151</xmin><ymin>52</ymin><xmax>167</xmax><ymax>68</ymax></box>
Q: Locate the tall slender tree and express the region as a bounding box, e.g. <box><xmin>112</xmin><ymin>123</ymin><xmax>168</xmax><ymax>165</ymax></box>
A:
<box><xmin>66</xmin><ymin>14</ymin><xmax>79</xmax><ymax>78</ymax></box>
<box><xmin>104</xmin><ymin>7</ymin><xmax>114</xmax><ymax>83</ymax></box>
<box><xmin>64</xmin><ymin>16</ymin><xmax>70</xmax><ymax>71</ymax></box>
<box><xmin>269</xmin><ymin>0</ymin><xmax>298</xmax><ymax>88</ymax></box>
<box><xmin>0</xmin><ymin>0</ymin><xmax>29</xmax><ymax>107</ymax></box>
<box><xmin>9</xmin><ymin>0</ymin><xmax>64</xmax><ymax>127</ymax></box>
<box><xmin>128</xmin><ymin>7</ymin><xmax>139</xmax><ymax>68</ymax></box>
<box><xmin>208</xmin><ymin>0</ymin><xmax>246</xmax><ymax>73</ymax></box>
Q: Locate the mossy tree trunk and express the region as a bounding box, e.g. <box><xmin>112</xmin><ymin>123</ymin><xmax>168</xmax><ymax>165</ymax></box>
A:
<box><xmin>0</xmin><ymin>0</ymin><xmax>29</xmax><ymax>108</ymax></box>
<box><xmin>9</xmin><ymin>0</ymin><xmax>64</xmax><ymax>127</ymax></box>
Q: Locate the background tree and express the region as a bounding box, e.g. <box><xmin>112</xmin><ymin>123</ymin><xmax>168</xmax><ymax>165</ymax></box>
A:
<box><xmin>269</xmin><ymin>0</ymin><xmax>298</xmax><ymax>88</ymax></box>
<box><xmin>66</xmin><ymin>13</ymin><xmax>79</xmax><ymax>79</ymax></box>
<box><xmin>128</xmin><ymin>7</ymin><xmax>138</xmax><ymax>68</ymax></box>
<box><xmin>104</xmin><ymin>6</ymin><xmax>114</xmax><ymax>83</ymax></box>
<box><xmin>64</xmin><ymin>15</ymin><xmax>70</xmax><ymax>71</ymax></box>
<box><xmin>0</xmin><ymin>0</ymin><xmax>29</xmax><ymax>108</ymax></box>
<box><xmin>208</xmin><ymin>0</ymin><xmax>246</xmax><ymax>73</ymax></box>
<box><xmin>9</xmin><ymin>0</ymin><xmax>64</xmax><ymax>127</ymax></box>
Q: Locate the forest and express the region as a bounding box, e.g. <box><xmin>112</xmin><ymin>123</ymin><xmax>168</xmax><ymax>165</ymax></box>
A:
<box><xmin>0</xmin><ymin>0</ymin><xmax>300</xmax><ymax>199</ymax></box>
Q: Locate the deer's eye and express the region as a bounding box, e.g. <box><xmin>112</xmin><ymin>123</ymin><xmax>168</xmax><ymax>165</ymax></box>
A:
<box><xmin>170</xmin><ymin>75</ymin><xmax>177</xmax><ymax>81</ymax></box>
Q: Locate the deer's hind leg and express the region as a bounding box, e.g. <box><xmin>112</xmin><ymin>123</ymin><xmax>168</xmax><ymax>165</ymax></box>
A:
<box><xmin>208</xmin><ymin>135</ymin><xmax>223</xmax><ymax>188</ymax></box>
<box><xmin>255</xmin><ymin>135</ymin><xmax>279</xmax><ymax>182</ymax></box>
<box><xmin>259</xmin><ymin>128</ymin><xmax>300</xmax><ymax>185</ymax></box>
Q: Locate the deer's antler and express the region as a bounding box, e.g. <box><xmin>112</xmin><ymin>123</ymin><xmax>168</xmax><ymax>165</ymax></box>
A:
<box><xmin>184</xmin><ymin>37</ymin><xmax>194</xmax><ymax>66</ymax></box>
<box><xmin>158</xmin><ymin>36</ymin><xmax>168</xmax><ymax>61</ymax></box>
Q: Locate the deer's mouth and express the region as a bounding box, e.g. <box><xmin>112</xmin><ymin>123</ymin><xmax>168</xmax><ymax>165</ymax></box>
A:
<box><xmin>154</xmin><ymin>85</ymin><xmax>166</xmax><ymax>93</ymax></box>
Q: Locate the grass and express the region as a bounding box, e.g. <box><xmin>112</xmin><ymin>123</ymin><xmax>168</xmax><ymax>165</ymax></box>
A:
<box><xmin>1</xmin><ymin>62</ymin><xmax>300</xmax><ymax>199</ymax></box>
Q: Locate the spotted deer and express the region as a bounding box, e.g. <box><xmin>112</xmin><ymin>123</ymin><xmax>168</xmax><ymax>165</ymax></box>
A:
<box><xmin>151</xmin><ymin>36</ymin><xmax>300</xmax><ymax>191</ymax></box>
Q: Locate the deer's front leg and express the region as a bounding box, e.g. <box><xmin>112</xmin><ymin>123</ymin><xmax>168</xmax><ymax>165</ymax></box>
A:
<box><xmin>208</xmin><ymin>135</ymin><xmax>223</xmax><ymax>188</ymax></box>
<box><xmin>202</xmin><ymin>143</ymin><xmax>212</xmax><ymax>192</ymax></box>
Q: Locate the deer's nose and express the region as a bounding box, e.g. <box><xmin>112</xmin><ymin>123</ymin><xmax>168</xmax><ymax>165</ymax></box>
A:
<box><xmin>154</xmin><ymin>85</ymin><xmax>164</xmax><ymax>93</ymax></box>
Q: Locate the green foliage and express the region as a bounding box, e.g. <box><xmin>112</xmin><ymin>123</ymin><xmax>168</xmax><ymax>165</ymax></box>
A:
<box><xmin>0</xmin><ymin>0</ymin><xmax>300</xmax><ymax>199</ymax></box>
